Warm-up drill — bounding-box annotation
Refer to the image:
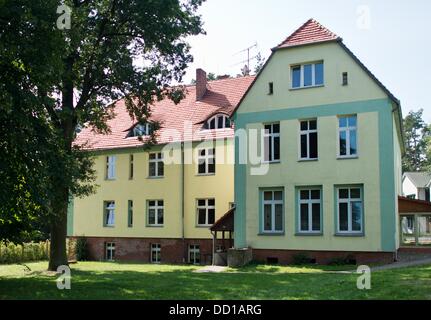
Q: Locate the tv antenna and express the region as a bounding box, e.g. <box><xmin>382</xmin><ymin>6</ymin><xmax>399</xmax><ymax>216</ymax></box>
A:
<box><xmin>231</xmin><ymin>42</ymin><xmax>258</xmax><ymax>71</ymax></box>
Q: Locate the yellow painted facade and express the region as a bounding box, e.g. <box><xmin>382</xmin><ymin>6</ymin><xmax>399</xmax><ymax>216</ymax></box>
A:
<box><xmin>71</xmin><ymin>138</ymin><xmax>234</xmax><ymax>240</ymax></box>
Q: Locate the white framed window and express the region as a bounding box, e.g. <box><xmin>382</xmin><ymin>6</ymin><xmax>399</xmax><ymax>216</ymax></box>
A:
<box><xmin>197</xmin><ymin>199</ymin><xmax>215</xmax><ymax>226</ymax></box>
<box><xmin>299</xmin><ymin>120</ymin><xmax>318</xmax><ymax>160</ymax></box>
<box><xmin>338</xmin><ymin>115</ymin><xmax>357</xmax><ymax>157</ymax></box>
<box><xmin>204</xmin><ymin>114</ymin><xmax>231</xmax><ymax>130</ymax></box>
<box><xmin>104</xmin><ymin>201</ymin><xmax>115</xmax><ymax>227</ymax></box>
<box><xmin>148</xmin><ymin>200</ymin><xmax>164</xmax><ymax>226</ymax></box>
<box><xmin>298</xmin><ymin>189</ymin><xmax>322</xmax><ymax>233</ymax></box>
<box><xmin>150</xmin><ymin>243</ymin><xmax>161</xmax><ymax>263</ymax></box>
<box><xmin>128</xmin><ymin>200</ymin><xmax>133</xmax><ymax>228</ymax></box>
<box><xmin>261</xmin><ymin>189</ymin><xmax>284</xmax><ymax>233</ymax></box>
<box><xmin>149</xmin><ymin>152</ymin><xmax>164</xmax><ymax>177</ymax></box>
<box><xmin>105</xmin><ymin>242</ymin><xmax>115</xmax><ymax>261</ymax></box>
<box><xmin>188</xmin><ymin>245</ymin><xmax>200</xmax><ymax>265</ymax></box>
<box><xmin>263</xmin><ymin>123</ymin><xmax>280</xmax><ymax>163</ymax></box>
<box><xmin>132</xmin><ymin>123</ymin><xmax>151</xmax><ymax>137</ymax></box>
<box><xmin>291</xmin><ymin>62</ymin><xmax>324</xmax><ymax>89</ymax></box>
<box><xmin>197</xmin><ymin>148</ymin><xmax>215</xmax><ymax>175</ymax></box>
<box><xmin>106</xmin><ymin>156</ymin><xmax>116</xmax><ymax>180</ymax></box>
<box><xmin>337</xmin><ymin>187</ymin><xmax>363</xmax><ymax>234</ymax></box>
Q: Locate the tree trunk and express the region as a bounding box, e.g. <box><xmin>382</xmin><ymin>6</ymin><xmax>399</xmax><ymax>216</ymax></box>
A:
<box><xmin>48</xmin><ymin>202</ymin><xmax>68</xmax><ymax>271</ymax></box>
<box><xmin>48</xmin><ymin>181</ymin><xmax>70</xmax><ymax>271</ymax></box>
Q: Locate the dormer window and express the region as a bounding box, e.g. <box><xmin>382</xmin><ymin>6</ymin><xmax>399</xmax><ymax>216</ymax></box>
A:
<box><xmin>131</xmin><ymin>123</ymin><xmax>152</xmax><ymax>137</ymax></box>
<box><xmin>203</xmin><ymin>114</ymin><xmax>231</xmax><ymax>130</ymax></box>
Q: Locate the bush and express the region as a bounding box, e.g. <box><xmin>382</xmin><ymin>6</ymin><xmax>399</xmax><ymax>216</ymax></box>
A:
<box><xmin>292</xmin><ymin>253</ymin><xmax>315</xmax><ymax>265</ymax></box>
<box><xmin>0</xmin><ymin>241</ymin><xmax>49</xmax><ymax>264</ymax></box>
<box><xmin>75</xmin><ymin>238</ymin><xmax>89</xmax><ymax>261</ymax></box>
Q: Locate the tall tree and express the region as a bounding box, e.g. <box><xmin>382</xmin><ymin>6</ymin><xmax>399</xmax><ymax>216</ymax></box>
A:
<box><xmin>0</xmin><ymin>0</ymin><xmax>204</xmax><ymax>270</ymax></box>
<box><xmin>402</xmin><ymin>109</ymin><xmax>430</xmax><ymax>172</ymax></box>
<box><xmin>254</xmin><ymin>52</ymin><xmax>265</xmax><ymax>74</ymax></box>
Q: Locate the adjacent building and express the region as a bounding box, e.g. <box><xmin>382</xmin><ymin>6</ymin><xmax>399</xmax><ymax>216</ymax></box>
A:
<box><xmin>402</xmin><ymin>172</ymin><xmax>431</xmax><ymax>201</ymax></box>
<box><xmin>232</xmin><ymin>19</ymin><xmax>404</xmax><ymax>265</ymax></box>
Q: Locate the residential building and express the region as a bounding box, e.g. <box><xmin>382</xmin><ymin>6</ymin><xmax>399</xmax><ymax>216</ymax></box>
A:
<box><xmin>231</xmin><ymin>19</ymin><xmax>404</xmax><ymax>265</ymax></box>
<box><xmin>402</xmin><ymin>172</ymin><xmax>431</xmax><ymax>201</ymax></box>
<box><xmin>69</xmin><ymin>71</ymin><xmax>254</xmax><ymax>264</ymax></box>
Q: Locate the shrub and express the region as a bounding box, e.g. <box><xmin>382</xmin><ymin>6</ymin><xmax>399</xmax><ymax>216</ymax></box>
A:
<box><xmin>292</xmin><ymin>253</ymin><xmax>315</xmax><ymax>265</ymax></box>
<box><xmin>0</xmin><ymin>241</ymin><xmax>49</xmax><ymax>264</ymax></box>
<box><xmin>75</xmin><ymin>238</ymin><xmax>89</xmax><ymax>261</ymax></box>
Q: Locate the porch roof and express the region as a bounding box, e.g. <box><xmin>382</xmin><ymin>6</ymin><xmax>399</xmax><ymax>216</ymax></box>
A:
<box><xmin>210</xmin><ymin>207</ymin><xmax>234</xmax><ymax>232</ymax></box>
<box><xmin>399</xmin><ymin>196</ymin><xmax>431</xmax><ymax>214</ymax></box>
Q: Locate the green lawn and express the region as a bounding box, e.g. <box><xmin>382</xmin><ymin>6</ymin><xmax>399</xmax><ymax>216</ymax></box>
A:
<box><xmin>0</xmin><ymin>261</ymin><xmax>430</xmax><ymax>300</ymax></box>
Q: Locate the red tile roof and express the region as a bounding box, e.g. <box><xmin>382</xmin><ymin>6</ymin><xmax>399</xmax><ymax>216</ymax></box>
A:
<box><xmin>276</xmin><ymin>18</ymin><xmax>340</xmax><ymax>49</ymax></box>
<box><xmin>74</xmin><ymin>76</ymin><xmax>255</xmax><ymax>151</ymax></box>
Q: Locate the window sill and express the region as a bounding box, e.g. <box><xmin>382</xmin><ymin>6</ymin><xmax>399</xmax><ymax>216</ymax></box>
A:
<box><xmin>103</xmin><ymin>225</ymin><xmax>115</xmax><ymax>228</ymax></box>
<box><xmin>147</xmin><ymin>225</ymin><xmax>164</xmax><ymax>228</ymax></box>
<box><xmin>258</xmin><ymin>232</ymin><xmax>285</xmax><ymax>236</ymax></box>
<box><xmin>334</xmin><ymin>233</ymin><xmax>364</xmax><ymax>237</ymax></box>
<box><xmin>298</xmin><ymin>158</ymin><xmax>318</xmax><ymax>162</ymax></box>
<box><xmin>337</xmin><ymin>155</ymin><xmax>358</xmax><ymax>160</ymax></box>
<box><xmin>196</xmin><ymin>173</ymin><xmax>216</xmax><ymax>177</ymax></box>
<box><xmin>295</xmin><ymin>232</ymin><xmax>323</xmax><ymax>236</ymax></box>
<box><xmin>147</xmin><ymin>176</ymin><xmax>164</xmax><ymax>180</ymax></box>
<box><xmin>196</xmin><ymin>225</ymin><xmax>213</xmax><ymax>228</ymax></box>
<box><xmin>262</xmin><ymin>160</ymin><xmax>281</xmax><ymax>164</ymax></box>
<box><xmin>289</xmin><ymin>84</ymin><xmax>324</xmax><ymax>91</ymax></box>
<box><xmin>105</xmin><ymin>179</ymin><xmax>116</xmax><ymax>181</ymax></box>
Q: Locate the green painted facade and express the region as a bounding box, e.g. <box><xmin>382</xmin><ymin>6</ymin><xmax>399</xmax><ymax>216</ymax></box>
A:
<box><xmin>233</xmin><ymin>40</ymin><xmax>402</xmax><ymax>253</ymax></box>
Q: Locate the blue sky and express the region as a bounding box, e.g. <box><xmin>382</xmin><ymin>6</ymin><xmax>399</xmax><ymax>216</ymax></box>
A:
<box><xmin>183</xmin><ymin>0</ymin><xmax>431</xmax><ymax>121</ymax></box>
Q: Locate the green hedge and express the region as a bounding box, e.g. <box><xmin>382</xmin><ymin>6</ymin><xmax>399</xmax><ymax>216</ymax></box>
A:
<box><xmin>0</xmin><ymin>241</ymin><xmax>50</xmax><ymax>264</ymax></box>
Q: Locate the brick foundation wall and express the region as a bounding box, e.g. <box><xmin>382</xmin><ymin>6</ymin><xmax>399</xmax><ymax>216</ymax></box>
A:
<box><xmin>398</xmin><ymin>247</ymin><xmax>431</xmax><ymax>254</ymax></box>
<box><xmin>70</xmin><ymin>236</ymin><xmax>396</xmax><ymax>265</ymax></box>
<box><xmin>252</xmin><ymin>249</ymin><xmax>395</xmax><ymax>265</ymax></box>
<box><xmin>70</xmin><ymin>237</ymin><xmax>233</xmax><ymax>265</ymax></box>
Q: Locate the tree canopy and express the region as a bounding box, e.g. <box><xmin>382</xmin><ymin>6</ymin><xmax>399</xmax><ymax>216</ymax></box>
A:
<box><xmin>402</xmin><ymin>109</ymin><xmax>430</xmax><ymax>172</ymax></box>
<box><xmin>0</xmin><ymin>0</ymin><xmax>204</xmax><ymax>268</ymax></box>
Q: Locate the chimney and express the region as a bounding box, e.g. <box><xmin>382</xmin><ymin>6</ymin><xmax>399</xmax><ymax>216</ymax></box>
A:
<box><xmin>196</xmin><ymin>68</ymin><xmax>207</xmax><ymax>101</ymax></box>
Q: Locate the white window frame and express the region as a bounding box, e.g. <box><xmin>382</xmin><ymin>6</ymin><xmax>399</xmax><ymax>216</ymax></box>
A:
<box><xmin>338</xmin><ymin>115</ymin><xmax>358</xmax><ymax>158</ymax></box>
<box><xmin>197</xmin><ymin>148</ymin><xmax>215</xmax><ymax>175</ymax></box>
<box><xmin>263</xmin><ymin>123</ymin><xmax>280</xmax><ymax>163</ymax></box>
<box><xmin>188</xmin><ymin>245</ymin><xmax>200</xmax><ymax>265</ymax></box>
<box><xmin>291</xmin><ymin>62</ymin><xmax>324</xmax><ymax>89</ymax></box>
<box><xmin>196</xmin><ymin>199</ymin><xmax>215</xmax><ymax>226</ymax></box>
<box><xmin>150</xmin><ymin>243</ymin><xmax>161</xmax><ymax>264</ymax></box>
<box><xmin>298</xmin><ymin>189</ymin><xmax>322</xmax><ymax>233</ymax></box>
<box><xmin>104</xmin><ymin>201</ymin><xmax>115</xmax><ymax>227</ymax></box>
<box><xmin>262</xmin><ymin>190</ymin><xmax>284</xmax><ymax>233</ymax></box>
<box><xmin>149</xmin><ymin>152</ymin><xmax>164</xmax><ymax>178</ymax></box>
<box><xmin>336</xmin><ymin>187</ymin><xmax>363</xmax><ymax>234</ymax></box>
<box><xmin>106</xmin><ymin>156</ymin><xmax>116</xmax><ymax>180</ymax></box>
<box><xmin>147</xmin><ymin>200</ymin><xmax>164</xmax><ymax>227</ymax></box>
<box><xmin>204</xmin><ymin>114</ymin><xmax>231</xmax><ymax>130</ymax></box>
<box><xmin>299</xmin><ymin>119</ymin><xmax>318</xmax><ymax>160</ymax></box>
<box><xmin>105</xmin><ymin>242</ymin><xmax>115</xmax><ymax>261</ymax></box>
<box><xmin>133</xmin><ymin>123</ymin><xmax>151</xmax><ymax>137</ymax></box>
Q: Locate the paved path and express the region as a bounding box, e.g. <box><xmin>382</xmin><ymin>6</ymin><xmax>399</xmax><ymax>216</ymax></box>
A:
<box><xmin>194</xmin><ymin>266</ymin><xmax>228</xmax><ymax>273</ymax></box>
<box><xmin>370</xmin><ymin>257</ymin><xmax>431</xmax><ymax>272</ymax></box>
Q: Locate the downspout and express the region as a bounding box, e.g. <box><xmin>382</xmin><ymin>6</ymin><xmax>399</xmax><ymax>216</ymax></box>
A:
<box><xmin>181</xmin><ymin>142</ymin><xmax>186</xmax><ymax>263</ymax></box>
